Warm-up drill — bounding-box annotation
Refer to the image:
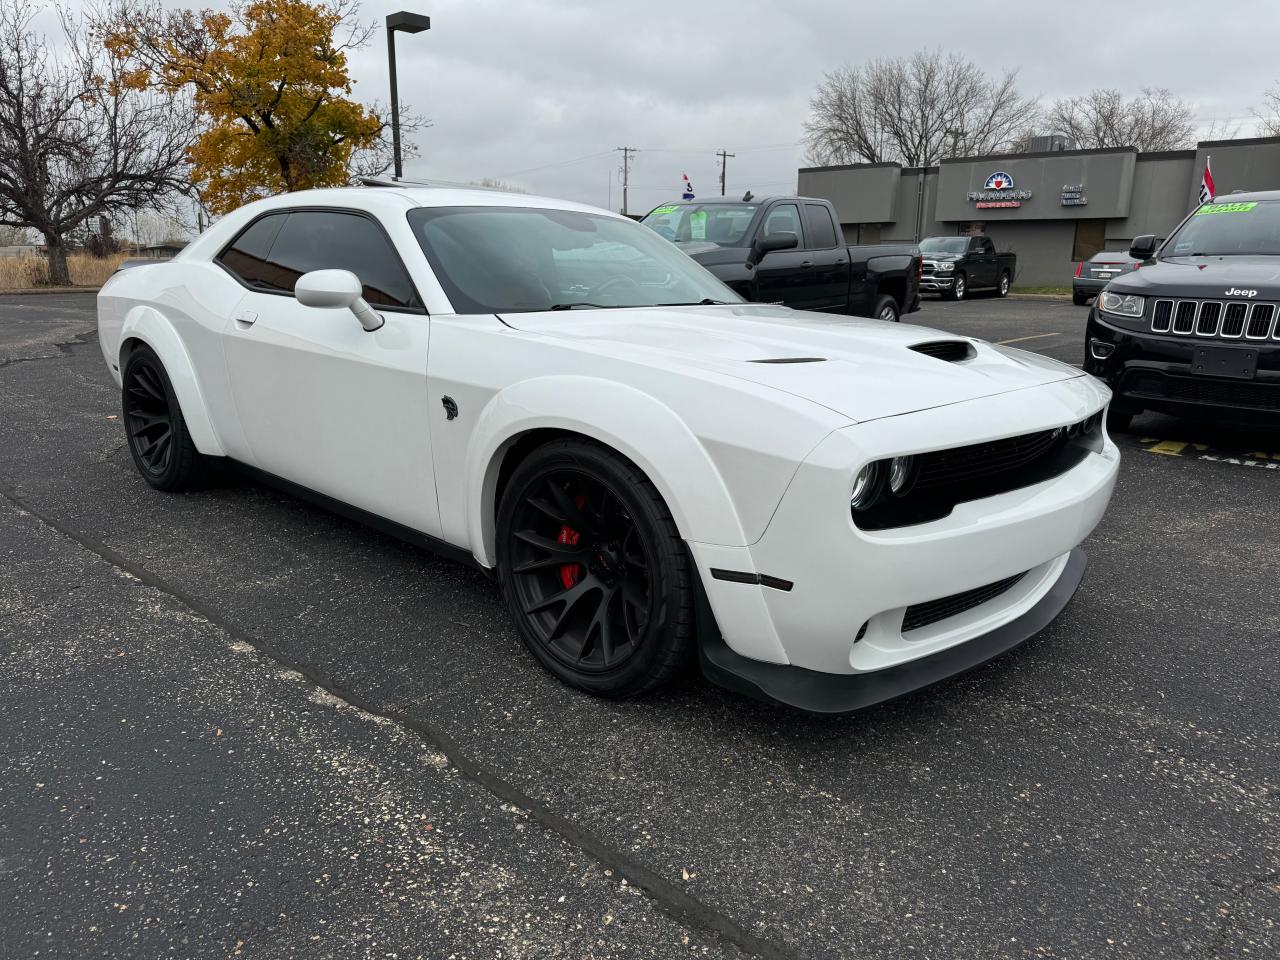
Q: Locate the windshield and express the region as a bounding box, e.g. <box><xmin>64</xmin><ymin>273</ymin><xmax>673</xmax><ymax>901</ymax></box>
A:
<box><xmin>641</xmin><ymin>202</ymin><xmax>759</xmax><ymax>246</ymax></box>
<box><xmin>919</xmin><ymin>237</ymin><xmax>968</xmax><ymax>255</ymax></box>
<box><xmin>408</xmin><ymin>206</ymin><xmax>741</xmax><ymax>314</ymax></box>
<box><xmin>1165</xmin><ymin>200</ymin><xmax>1280</xmax><ymax>257</ymax></box>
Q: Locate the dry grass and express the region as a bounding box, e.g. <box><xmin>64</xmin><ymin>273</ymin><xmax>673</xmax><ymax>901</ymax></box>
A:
<box><xmin>0</xmin><ymin>252</ymin><xmax>130</xmax><ymax>289</ymax></box>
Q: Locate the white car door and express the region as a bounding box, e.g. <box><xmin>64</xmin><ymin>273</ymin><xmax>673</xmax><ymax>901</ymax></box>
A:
<box><xmin>218</xmin><ymin>208</ymin><xmax>441</xmax><ymax>538</ymax></box>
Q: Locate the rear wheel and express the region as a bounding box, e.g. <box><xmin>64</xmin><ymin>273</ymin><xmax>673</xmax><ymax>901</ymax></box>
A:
<box><xmin>121</xmin><ymin>344</ymin><xmax>206</xmax><ymax>491</ymax></box>
<box><xmin>997</xmin><ymin>272</ymin><xmax>1011</xmax><ymax>297</ymax></box>
<box><xmin>872</xmin><ymin>295</ymin><xmax>900</xmax><ymax>323</ymax></box>
<box><xmin>948</xmin><ymin>272</ymin><xmax>967</xmax><ymax>300</ymax></box>
<box><xmin>496</xmin><ymin>439</ymin><xmax>695</xmax><ymax>698</ymax></box>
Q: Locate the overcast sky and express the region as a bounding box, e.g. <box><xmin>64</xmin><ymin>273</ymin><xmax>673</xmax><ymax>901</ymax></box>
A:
<box><xmin>47</xmin><ymin>0</ymin><xmax>1280</xmax><ymax>213</ymax></box>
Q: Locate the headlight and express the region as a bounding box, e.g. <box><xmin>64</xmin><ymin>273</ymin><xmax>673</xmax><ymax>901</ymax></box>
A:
<box><xmin>1098</xmin><ymin>291</ymin><xmax>1145</xmax><ymax>317</ymax></box>
<box><xmin>937</xmin><ymin>261</ymin><xmax>955</xmax><ymax>272</ymax></box>
<box><xmin>850</xmin><ymin>463</ymin><xmax>881</xmax><ymax>511</ymax></box>
<box><xmin>887</xmin><ymin>456</ymin><xmax>916</xmax><ymax>496</ymax></box>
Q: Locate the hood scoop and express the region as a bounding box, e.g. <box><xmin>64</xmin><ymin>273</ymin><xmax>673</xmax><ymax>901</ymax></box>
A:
<box><xmin>910</xmin><ymin>340</ymin><xmax>975</xmax><ymax>363</ymax></box>
<box><xmin>749</xmin><ymin>357</ymin><xmax>827</xmax><ymax>364</ymax></box>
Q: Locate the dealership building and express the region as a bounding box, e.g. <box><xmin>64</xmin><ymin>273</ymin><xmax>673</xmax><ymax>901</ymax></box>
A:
<box><xmin>796</xmin><ymin>135</ymin><xmax>1280</xmax><ymax>286</ymax></box>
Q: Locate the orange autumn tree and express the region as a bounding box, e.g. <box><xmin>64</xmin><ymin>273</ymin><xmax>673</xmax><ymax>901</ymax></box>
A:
<box><xmin>104</xmin><ymin>0</ymin><xmax>392</xmax><ymax>214</ymax></box>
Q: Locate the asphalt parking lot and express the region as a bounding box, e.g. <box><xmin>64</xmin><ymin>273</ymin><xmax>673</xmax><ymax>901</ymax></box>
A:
<box><xmin>2</xmin><ymin>292</ymin><xmax>1277</xmax><ymax>960</ymax></box>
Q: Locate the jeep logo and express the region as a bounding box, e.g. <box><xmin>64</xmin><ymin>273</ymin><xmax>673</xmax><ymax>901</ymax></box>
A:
<box><xmin>1225</xmin><ymin>287</ymin><xmax>1259</xmax><ymax>298</ymax></box>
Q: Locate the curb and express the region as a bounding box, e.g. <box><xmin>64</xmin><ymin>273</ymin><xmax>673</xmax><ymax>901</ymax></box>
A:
<box><xmin>1009</xmin><ymin>293</ymin><xmax>1072</xmax><ymax>302</ymax></box>
<box><xmin>0</xmin><ymin>286</ymin><xmax>100</xmax><ymax>297</ymax></box>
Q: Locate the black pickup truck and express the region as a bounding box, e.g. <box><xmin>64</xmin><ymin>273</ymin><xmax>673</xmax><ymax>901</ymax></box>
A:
<box><xmin>641</xmin><ymin>196</ymin><xmax>920</xmax><ymax>322</ymax></box>
<box><xmin>918</xmin><ymin>235</ymin><xmax>1017</xmax><ymax>299</ymax></box>
<box><xmin>1085</xmin><ymin>191</ymin><xmax>1280</xmax><ymax>430</ymax></box>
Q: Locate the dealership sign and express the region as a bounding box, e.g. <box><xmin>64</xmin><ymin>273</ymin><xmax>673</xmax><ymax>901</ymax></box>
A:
<box><xmin>968</xmin><ymin>171</ymin><xmax>1032</xmax><ymax>208</ymax></box>
<box><xmin>1061</xmin><ymin>184</ymin><xmax>1087</xmax><ymax>206</ymax></box>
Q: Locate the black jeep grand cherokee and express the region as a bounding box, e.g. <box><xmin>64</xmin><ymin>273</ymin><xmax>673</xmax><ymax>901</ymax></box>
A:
<box><xmin>1085</xmin><ymin>190</ymin><xmax>1280</xmax><ymax>430</ymax></box>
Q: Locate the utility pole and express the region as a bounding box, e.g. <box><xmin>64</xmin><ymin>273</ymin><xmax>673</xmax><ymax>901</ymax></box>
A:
<box><xmin>946</xmin><ymin>127</ymin><xmax>967</xmax><ymax>159</ymax></box>
<box><xmin>716</xmin><ymin>149</ymin><xmax>735</xmax><ymax>196</ymax></box>
<box><xmin>616</xmin><ymin>147</ymin><xmax>637</xmax><ymax>216</ymax></box>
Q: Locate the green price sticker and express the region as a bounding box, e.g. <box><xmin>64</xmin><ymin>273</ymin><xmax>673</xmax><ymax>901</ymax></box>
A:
<box><xmin>1195</xmin><ymin>201</ymin><xmax>1257</xmax><ymax>215</ymax></box>
<box><xmin>649</xmin><ymin>205</ymin><xmax>679</xmax><ymax>215</ymax></box>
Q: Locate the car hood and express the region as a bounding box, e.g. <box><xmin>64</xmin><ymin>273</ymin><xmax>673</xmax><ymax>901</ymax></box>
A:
<box><xmin>1108</xmin><ymin>256</ymin><xmax>1280</xmax><ymax>298</ymax></box>
<box><xmin>921</xmin><ymin>252</ymin><xmax>962</xmax><ymax>262</ymax></box>
<box><xmin>497</xmin><ymin>303</ymin><xmax>1084</xmax><ymax>423</ymax></box>
<box><xmin>673</xmin><ymin>241</ymin><xmax>749</xmax><ymax>266</ymax></box>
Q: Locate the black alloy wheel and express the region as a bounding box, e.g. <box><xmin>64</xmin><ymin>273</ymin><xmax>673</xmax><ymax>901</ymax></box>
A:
<box><xmin>497</xmin><ymin>439</ymin><xmax>695</xmax><ymax>697</ymax></box>
<box><xmin>122</xmin><ymin>344</ymin><xmax>205</xmax><ymax>491</ymax></box>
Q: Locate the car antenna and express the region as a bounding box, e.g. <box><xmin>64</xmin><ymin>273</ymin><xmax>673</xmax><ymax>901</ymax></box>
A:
<box><xmin>742</xmin><ymin>190</ymin><xmax>754</xmax><ymax>202</ymax></box>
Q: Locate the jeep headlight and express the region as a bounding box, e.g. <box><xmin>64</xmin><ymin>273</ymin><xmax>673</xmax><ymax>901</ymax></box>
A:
<box><xmin>1098</xmin><ymin>291</ymin><xmax>1145</xmax><ymax>318</ymax></box>
<box><xmin>937</xmin><ymin>261</ymin><xmax>955</xmax><ymax>272</ymax></box>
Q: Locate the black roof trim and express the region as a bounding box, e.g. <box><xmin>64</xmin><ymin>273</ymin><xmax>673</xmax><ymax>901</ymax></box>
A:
<box><xmin>1136</xmin><ymin>149</ymin><xmax>1197</xmax><ymax>161</ymax></box>
<box><xmin>940</xmin><ymin>145</ymin><xmax>1138</xmax><ymax>165</ymax></box>
<box><xmin>1196</xmin><ymin>134</ymin><xmax>1280</xmax><ymax>149</ymax></box>
<box><xmin>799</xmin><ymin>161</ymin><xmax>902</xmax><ymax>173</ymax></box>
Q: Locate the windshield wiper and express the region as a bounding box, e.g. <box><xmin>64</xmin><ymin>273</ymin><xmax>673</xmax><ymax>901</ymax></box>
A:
<box><xmin>548</xmin><ymin>302</ymin><xmax>611</xmax><ymax>310</ymax></box>
<box><xmin>655</xmin><ymin>298</ymin><xmax>730</xmax><ymax>306</ymax></box>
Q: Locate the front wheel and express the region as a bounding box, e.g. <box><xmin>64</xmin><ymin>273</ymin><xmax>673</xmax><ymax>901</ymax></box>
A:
<box><xmin>872</xmin><ymin>295</ymin><xmax>900</xmax><ymax>323</ymax></box>
<box><xmin>1106</xmin><ymin>408</ymin><xmax>1135</xmax><ymax>433</ymax></box>
<box><xmin>948</xmin><ymin>272</ymin><xmax>967</xmax><ymax>300</ymax></box>
<box><xmin>496</xmin><ymin>439</ymin><xmax>696</xmax><ymax>698</ymax></box>
<box><xmin>121</xmin><ymin>344</ymin><xmax>207</xmax><ymax>491</ymax></box>
<box><xmin>997</xmin><ymin>272</ymin><xmax>1010</xmax><ymax>297</ymax></box>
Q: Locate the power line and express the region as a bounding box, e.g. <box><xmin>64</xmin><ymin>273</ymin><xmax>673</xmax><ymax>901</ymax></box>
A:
<box><xmin>491</xmin><ymin>149</ymin><xmax>615</xmax><ymax>180</ymax></box>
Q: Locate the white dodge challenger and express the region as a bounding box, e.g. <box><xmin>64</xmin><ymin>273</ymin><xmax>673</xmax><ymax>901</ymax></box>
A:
<box><xmin>97</xmin><ymin>185</ymin><xmax>1119</xmax><ymax>713</ymax></box>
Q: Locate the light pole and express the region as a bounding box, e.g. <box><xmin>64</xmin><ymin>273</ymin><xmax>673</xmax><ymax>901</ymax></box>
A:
<box><xmin>386</xmin><ymin>11</ymin><xmax>431</xmax><ymax>180</ymax></box>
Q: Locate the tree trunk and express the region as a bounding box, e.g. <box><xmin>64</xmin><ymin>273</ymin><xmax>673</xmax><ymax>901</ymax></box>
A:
<box><xmin>44</xmin><ymin>232</ymin><xmax>71</xmax><ymax>286</ymax></box>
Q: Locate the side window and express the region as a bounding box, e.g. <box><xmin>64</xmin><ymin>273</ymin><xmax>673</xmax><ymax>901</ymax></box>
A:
<box><xmin>258</xmin><ymin>210</ymin><xmax>421</xmax><ymax>310</ymax></box>
<box><xmin>217</xmin><ymin>214</ymin><xmax>288</xmax><ymax>289</ymax></box>
<box><xmin>982</xmin><ymin>238</ymin><xmax>995</xmax><ymax>254</ymax></box>
<box><xmin>802</xmin><ymin>203</ymin><xmax>838</xmax><ymax>249</ymax></box>
<box><xmin>762</xmin><ymin>203</ymin><xmax>802</xmax><ymax>241</ymax></box>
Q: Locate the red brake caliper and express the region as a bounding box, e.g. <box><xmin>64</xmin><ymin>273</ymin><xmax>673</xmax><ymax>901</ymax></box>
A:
<box><xmin>556</xmin><ymin>493</ymin><xmax>587</xmax><ymax>589</ymax></box>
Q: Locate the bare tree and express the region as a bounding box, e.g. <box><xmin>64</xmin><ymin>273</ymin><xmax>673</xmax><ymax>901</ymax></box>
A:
<box><xmin>1253</xmin><ymin>86</ymin><xmax>1280</xmax><ymax>137</ymax></box>
<box><xmin>468</xmin><ymin>178</ymin><xmax>527</xmax><ymax>193</ymax></box>
<box><xmin>0</xmin><ymin>2</ymin><xmax>195</xmax><ymax>284</ymax></box>
<box><xmin>803</xmin><ymin>50</ymin><xmax>1040</xmax><ymax>167</ymax></box>
<box><xmin>1047</xmin><ymin>88</ymin><xmax>1195</xmax><ymax>151</ymax></box>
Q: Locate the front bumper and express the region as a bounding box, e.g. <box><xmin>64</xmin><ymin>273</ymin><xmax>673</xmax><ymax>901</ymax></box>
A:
<box><xmin>689</xmin><ymin>377</ymin><xmax>1118</xmax><ymax>712</ymax></box>
<box><xmin>920</xmin><ymin>274</ymin><xmax>955</xmax><ymax>292</ymax></box>
<box><xmin>700</xmin><ymin>549</ymin><xmax>1087</xmax><ymax>714</ymax></box>
<box><xmin>1085</xmin><ymin>309</ymin><xmax>1280</xmax><ymax>425</ymax></box>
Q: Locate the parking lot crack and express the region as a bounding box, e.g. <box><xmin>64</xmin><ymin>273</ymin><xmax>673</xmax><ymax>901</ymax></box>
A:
<box><xmin>0</xmin><ymin>482</ymin><xmax>798</xmax><ymax>960</ymax></box>
<box><xmin>1205</xmin><ymin>869</ymin><xmax>1280</xmax><ymax>958</ymax></box>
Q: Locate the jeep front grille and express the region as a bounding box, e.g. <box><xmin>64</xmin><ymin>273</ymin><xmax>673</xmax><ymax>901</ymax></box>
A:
<box><xmin>1151</xmin><ymin>298</ymin><xmax>1280</xmax><ymax>340</ymax></box>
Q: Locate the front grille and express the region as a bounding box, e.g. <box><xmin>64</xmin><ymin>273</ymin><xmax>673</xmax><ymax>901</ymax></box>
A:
<box><xmin>1126</xmin><ymin>372</ymin><xmax>1280</xmax><ymax>411</ymax></box>
<box><xmin>921</xmin><ymin>262</ymin><xmax>936</xmax><ymax>275</ymax></box>
<box><xmin>913</xmin><ymin>429</ymin><xmax>1061</xmax><ymax>492</ymax></box>
<box><xmin>902</xmin><ymin>572</ymin><xmax>1028</xmax><ymax>633</ymax></box>
<box><xmin>1152</xmin><ymin>298</ymin><xmax>1280</xmax><ymax>341</ymax></box>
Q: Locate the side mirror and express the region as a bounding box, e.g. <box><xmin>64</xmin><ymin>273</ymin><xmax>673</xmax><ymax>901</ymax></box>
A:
<box><xmin>294</xmin><ymin>269</ymin><xmax>384</xmax><ymax>331</ymax></box>
<box><xmin>750</xmin><ymin>231</ymin><xmax>799</xmax><ymax>265</ymax></box>
<box><xmin>1129</xmin><ymin>235</ymin><xmax>1159</xmax><ymax>261</ymax></box>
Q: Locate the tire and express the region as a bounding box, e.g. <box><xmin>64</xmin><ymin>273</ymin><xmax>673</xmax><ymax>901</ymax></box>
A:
<box><xmin>997</xmin><ymin>272</ymin><xmax>1011</xmax><ymax>297</ymax></box>
<box><xmin>496</xmin><ymin>438</ymin><xmax>696</xmax><ymax>698</ymax></box>
<box><xmin>1073</xmin><ymin>292</ymin><xmax>1089</xmax><ymax>306</ymax></box>
<box><xmin>872</xmin><ymin>294</ymin><xmax>900</xmax><ymax>323</ymax></box>
<box><xmin>948</xmin><ymin>272</ymin><xmax>967</xmax><ymax>300</ymax></box>
<box><xmin>121</xmin><ymin>343</ymin><xmax>206</xmax><ymax>491</ymax></box>
<box><xmin>1106</xmin><ymin>408</ymin><xmax>1135</xmax><ymax>433</ymax></box>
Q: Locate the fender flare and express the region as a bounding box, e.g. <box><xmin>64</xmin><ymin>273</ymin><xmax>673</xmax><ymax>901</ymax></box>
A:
<box><xmin>463</xmin><ymin>376</ymin><xmax>748</xmax><ymax>567</ymax></box>
<box><xmin>118</xmin><ymin>306</ymin><xmax>226</xmax><ymax>457</ymax></box>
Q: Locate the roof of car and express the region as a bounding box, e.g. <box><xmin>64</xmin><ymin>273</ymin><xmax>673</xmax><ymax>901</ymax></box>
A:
<box><xmin>650</xmin><ymin>196</ymin><xmax>815</xmax><ymax>207</ymax></box>
<box><xmin>1206</xmin><ymin>190</ymin><xmax>1280</xmax><ymax>203</ymax></box>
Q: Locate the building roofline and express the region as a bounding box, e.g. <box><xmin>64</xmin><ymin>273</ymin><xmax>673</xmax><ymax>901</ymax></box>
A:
<box><xmin>1196</xmin><ymin>134</ymin><xmax>1280</xmax><ymax>149</ymax></box>
<box><xmin>1136</xmin><ymin>149</ymin><xmax>1197</xmax><ymax>161</ymax></box>
<box><xmin>940</xmin><ymin>145</ymin><xmax>1138</xmax><ymax>164</ymax></box>
<box><xmin>798</xmin><ymin>161</ymin><xmax>901</xmax><ymax>174</ymax></box>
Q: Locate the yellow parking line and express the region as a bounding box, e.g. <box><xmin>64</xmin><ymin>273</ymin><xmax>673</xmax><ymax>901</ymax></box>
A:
<box><xmin>1147</xmin><ymin>441</ymin><xmax>1188</xmax><ymax>456</ymax></box>
<box><xmin>996</xmin><ymin>333</ymin><xmax>1061</xmax><ymax>345</ymax></box>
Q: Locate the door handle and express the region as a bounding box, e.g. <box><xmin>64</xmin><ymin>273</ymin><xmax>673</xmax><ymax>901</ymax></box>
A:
<box><xmin>800</xmin><ymin>260</ymin><xmax>813</xmax><ymax>268</ymax></box>
<box><xmin>234</xmin><ymin>310</ymin><xmax>257</xmax><ymax>327</ymax></box>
